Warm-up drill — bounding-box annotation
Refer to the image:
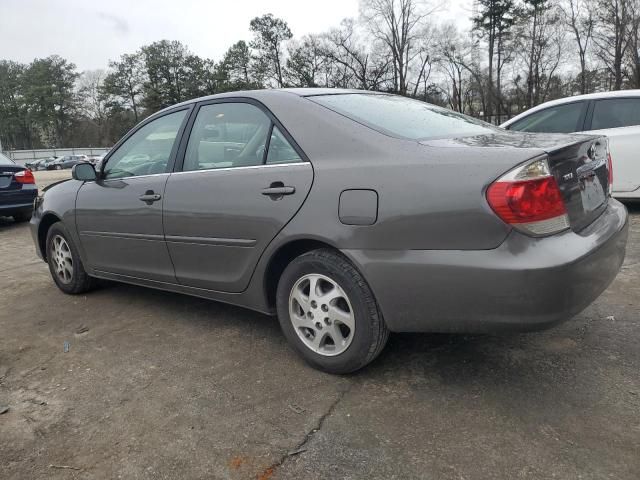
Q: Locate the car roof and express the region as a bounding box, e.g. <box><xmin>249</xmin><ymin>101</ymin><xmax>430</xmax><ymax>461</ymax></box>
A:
<box><xmin>502</xmin><ymin>89</ymin><xmax>640</xmax><ymax>127</ymax></box>
<box><xmin>157</xmin><ymin>88</ymin><xmax>383</xmax><ymax>115</ymax></box>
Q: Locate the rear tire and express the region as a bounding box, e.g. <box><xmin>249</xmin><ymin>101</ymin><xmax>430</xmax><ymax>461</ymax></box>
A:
<box><xmin>46</xmin><ymin>222</ymin><xmax>94</xmax><ymax>294</ymax></box>
<box><xmin>276</xmin><ymin>249</ymin><xmax>389</xmax><ymax>374</ymax></box>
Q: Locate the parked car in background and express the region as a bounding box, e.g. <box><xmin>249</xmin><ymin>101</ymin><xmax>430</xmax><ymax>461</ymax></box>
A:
<box><xmin>86</xmin><ymin>155</ymin><xmax>105</xmax><ymax>166</ymax></box>
<box><xmin>501</xmin><ymin>90</ymin><xmax>640</xmax><ymax>201</ymax></box>
<box><xmin>25</xmin><ymin>158</ymin><xmax>45</xmax><ymax>170</ymax></box>
<box><xmin>0</xmin><ymin>150</ymin><xmax>37</xmax><ymax>222</ymax></box>
<box><xmin>30</xmin><ymin>89</ymin><xmax>627</xmax><ymax>373</ymax></box>
<box><xmin>47</xmin><ymin>155</ymin><xmax>88</xmax><ymax>170</ymax></box>
<box><xmin>39</xmin><ymin>156</ymin><xmax>61</xmax><ymax>170</ymax></box>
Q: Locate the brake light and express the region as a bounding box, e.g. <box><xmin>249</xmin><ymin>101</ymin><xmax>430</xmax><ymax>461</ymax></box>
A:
<box><xmin>14</xmin><ymin>169</ymin><xmax>35</xmax><ymax>184</ymax></box>
<box><xmin>487</xmin><ymin>156</ymin><xmax>569</xmax><ymax>236</ymax></box>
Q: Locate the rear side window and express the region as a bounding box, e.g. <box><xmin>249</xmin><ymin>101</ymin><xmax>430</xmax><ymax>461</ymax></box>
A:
<box><xmin>509</xmin><ymin>102</ymin><xmax>586</xmax><ymax>133</ymax></box>
<box><xmin>183</xmin><ymin>103</ymin><xmax>271</xmax><ymax>171</ymax></box>
<box><xmin>591</xmin><ymin>98</ymin><xmax>640</xmax><ymax>130</ymax></box>
<box><xmin>266</xmin><ymin>126</ymin><xmax>301</xmax><ymax>164</ymax></box>
<box><xmin>310</xmin><ymin>94</ymin><xmax>496</xmax><ymax>140</ymax></box>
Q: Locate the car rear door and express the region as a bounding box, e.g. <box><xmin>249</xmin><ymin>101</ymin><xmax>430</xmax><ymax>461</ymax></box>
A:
<box><xmin>75</xmin><ymin>107</ymin><xmax>191</xmax><ymax>282</ymax></box>
<box><xmin>163</xmin><ymin>99</ymin><xmax>313</xmax><ymax>293</ymax></box>
<box><xmin>582</xmin><ymin>97</ymin><xmax>640</xmax><ymax>194</ymax></box>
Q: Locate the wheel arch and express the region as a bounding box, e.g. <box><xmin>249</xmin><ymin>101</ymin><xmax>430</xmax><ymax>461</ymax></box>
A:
<box><xmin>38</xmin><ymin>212</ymin><xmax>62</xmax><ymax>260</ymax></box>
<box><xmin>263</xmin><ymin>238</ymin><xmax>340</xmax><ymax>310</ymax></box>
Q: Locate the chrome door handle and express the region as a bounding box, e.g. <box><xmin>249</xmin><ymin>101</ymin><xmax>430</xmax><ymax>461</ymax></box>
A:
<box><xmin>139</xmin><ymin>191</ymin><xmax>161</xmax><ymax>204</ymax></box>
<box><xmin>261</xmin><ymin>186</ymin><xmax>295</xmax><ymax>196</ymax></box>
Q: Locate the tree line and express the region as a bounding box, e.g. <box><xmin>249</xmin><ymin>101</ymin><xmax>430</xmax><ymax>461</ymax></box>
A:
<box><xmin>1</xmin><ymin>0</ymin><xmax>639</xmax><ymax>150</ymax></box>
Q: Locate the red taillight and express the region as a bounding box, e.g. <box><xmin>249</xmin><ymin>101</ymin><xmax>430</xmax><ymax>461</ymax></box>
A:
<box><xmin>487</xmin><ymin>156</ymin><xmax>569</xmax><ymax>236</ymax></box>
<box><xmin>14</xmin><ymin>169</ymin><xmax>35</xmax><ymax>184</ymax></box>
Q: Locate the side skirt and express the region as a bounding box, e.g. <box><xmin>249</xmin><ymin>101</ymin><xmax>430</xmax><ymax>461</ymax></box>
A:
<box><xmin>91</xmin><ymin>269</ymin><xmax>275</xmax><ymax>316</ymax></box>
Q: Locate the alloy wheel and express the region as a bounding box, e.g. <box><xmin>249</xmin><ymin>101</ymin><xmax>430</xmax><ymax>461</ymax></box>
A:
<box><xmin>51</xmin><ymin>235</ymin><xmax>73</xmax><ymax>284</ymax></box>
<box><xmin>288</xmin><ymin>273</ymin><xmax>355</xmax><ymax>356</ymax></box>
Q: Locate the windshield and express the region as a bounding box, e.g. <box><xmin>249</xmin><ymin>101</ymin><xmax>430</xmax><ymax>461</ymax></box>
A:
<box><xmin>0</xmin><ymin>151</ymin><xmax>15</xmax><ymax>165</ymax></box>
<box><xmin>310</xmin><ymin>93</ymin><xmax>497</xmax><ymax>140</ymax></box>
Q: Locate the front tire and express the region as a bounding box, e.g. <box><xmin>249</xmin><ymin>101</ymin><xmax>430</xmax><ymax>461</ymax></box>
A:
<box><xmin>46</xmin><ymin>222</ymin><xmax>94</xmax><ymax>294</ymax></box>
<box><xmin>55</xmin><ymin>165</ymin><xmax>62</xmax><ymax>170</ymax></box>
<box><xmin>276</xmin><ymin>249</ymin><xmax>389</xmax><ymax>374</ymax></box>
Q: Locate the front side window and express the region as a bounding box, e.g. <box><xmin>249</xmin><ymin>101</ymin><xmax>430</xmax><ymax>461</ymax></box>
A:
<box><xmin>591</xmin><ymin>98</ymin><xmax>640</xmax><ymax>130</ymax></box>
<box><xmin>310</xmin><ymin>93</ymin><xmax>497</xmax><ymax>140</ymax></box>
<box><xmin>266</xmin><ymin>126</ymin><xmax>302</xmax><ymax>164</ymax></box>
<box><xmin>183</xmin><ymin>103</ymin><xmax>271</xmax><ymax>171</ymax></box>
<box><xmin>509</xmin><ymin>102</ymin><xmax>586</xmax><ymax>133</ymax></box>
<box><xmin>103</xmin><ymin>110</ymin><xmax>187</xmax><ymax>179</ymax></box>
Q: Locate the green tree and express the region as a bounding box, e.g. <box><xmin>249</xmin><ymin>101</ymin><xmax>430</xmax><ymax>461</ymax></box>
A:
<box><xmin>101</xmin><ymin>53</ymin><xmax>145</xmax><ymax>122</ymax></box>
<box><xmin>249</xmin><ymin>14</ymin><xmax>293</xmax><ymax>87</ymax></box>
<box><xmin>222</xmin><ymin>40</ymin><xmax>253</xmax><ymax>86</ymax></box>
<box><xmin>0</xmin><ymin>60</ymin><xmax>30</xmax><ymax>149</ymax></box>
<box><xmin>22</xmin><ymin>55</ymin><xmax>79</xmax><ymax>147</ymax></box>
<box><xmin>286</xmin><ymin>35</ymin><xmax>326</xmax><ymax>87</ymax></box>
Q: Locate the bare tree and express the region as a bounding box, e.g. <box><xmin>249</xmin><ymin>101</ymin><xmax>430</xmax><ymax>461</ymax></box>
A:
<box><xmin>517</xmin><ymin>0</ymin><xmax>566</xmax><ymax>107</ymax></box>
<box><xmin>473</xmin><ymin>0</ymin><xmax>516</xmax><ymax>116</ymax></box>
<box><xmin>592</xmin><ymin>0</ymin><xmax>634</xmax><ymax>90</ymax></box>
<box><xmin>626</xmin><ymin>0</ymin><xmax>640</xmax><ymax>88</ymax></box>
<box><xmin>360</xmin><ymin>0</ymin><xmax>438</xmax><ymax>95</ymax></box>
<box><xmin>560</xmin><ymin>0</ymin><xmax>594</xmax><ymax>94</ymax></box>
<box><xmin>324</xmin><ymin>19</ymin><xmax>391</xmax><ymax>90</ymax></box>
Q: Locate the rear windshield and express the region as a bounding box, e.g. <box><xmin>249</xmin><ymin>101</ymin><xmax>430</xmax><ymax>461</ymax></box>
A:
<box><xmin>310</xmin><ymin>93</ymin><xmax>496</xmax><ymax>140</ymax></box>
<box><xmin>0</xmin><ymin>152</ymin><xmax>14</xmax><ymax>165</ymax></box>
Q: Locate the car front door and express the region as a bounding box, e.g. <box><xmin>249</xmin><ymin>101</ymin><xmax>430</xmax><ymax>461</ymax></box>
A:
<box><xmin>75</xmin><ymin>108</ymin><xmax>191</xmax><ymax>282</ymax></box>
<box><xmin>163</xmin><ymin>100</ymin><xmax>313</xmax><ymax>293</ymax></box>
<box><xmin>582</xmin><ymin>97</ymin><xmax>640</xmax><ymax>194</ymax></box>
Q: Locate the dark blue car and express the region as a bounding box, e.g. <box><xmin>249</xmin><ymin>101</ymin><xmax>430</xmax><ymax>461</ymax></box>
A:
<box><xmin>0</xmin><ymin>151</ymin><xmax>38</xmax><ymax>222</ymax></box>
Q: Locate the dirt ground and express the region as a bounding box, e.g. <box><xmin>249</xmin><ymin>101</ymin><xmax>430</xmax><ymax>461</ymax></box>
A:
<box><xmin>1</xmin><ymin>170</ymin><xmax>639</xmax><ymax>479</ymax></box>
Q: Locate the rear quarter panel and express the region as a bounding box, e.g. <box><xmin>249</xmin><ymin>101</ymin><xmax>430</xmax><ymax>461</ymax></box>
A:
<box><xmin>256</xmin><ymin>92</ymin><xmax>544</xmax><ymax>251</ymax></box>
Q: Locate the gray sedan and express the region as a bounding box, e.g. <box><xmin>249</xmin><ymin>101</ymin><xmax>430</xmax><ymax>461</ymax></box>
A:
<box><xmin>29</xmin><ymin>89</ymin><xmax>628</xmax><ymax>373</ymax></box>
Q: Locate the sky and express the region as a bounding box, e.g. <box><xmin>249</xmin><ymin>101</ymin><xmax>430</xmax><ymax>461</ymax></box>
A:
<box><xmin>0</xmin><ymin>0</ymin><xmax>473</xmax><ymax>72</ymax></box>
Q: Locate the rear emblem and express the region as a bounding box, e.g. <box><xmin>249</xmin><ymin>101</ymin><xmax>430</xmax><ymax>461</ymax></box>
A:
<box><xmin>563</xmin><ymin>172</ymin><xmax>574</xmax><ymax>181</ymax></box>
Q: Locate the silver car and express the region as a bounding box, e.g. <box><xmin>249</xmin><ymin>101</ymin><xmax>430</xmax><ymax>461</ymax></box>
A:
<box><xmin>30</xmin><ymin>89</ymin><xmax>628</xmax><ymax>373</ymax></box>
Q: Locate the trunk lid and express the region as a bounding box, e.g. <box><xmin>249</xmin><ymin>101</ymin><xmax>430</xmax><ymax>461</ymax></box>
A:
<box><xmin>0</xmin><ymin>165</ymin><xmax>26</xmax><ymax>191</ymax></box>
<box><xmin>420</xmin><ymin>131</ymin><xmax>610</xmax><ymax>233</ymax></box>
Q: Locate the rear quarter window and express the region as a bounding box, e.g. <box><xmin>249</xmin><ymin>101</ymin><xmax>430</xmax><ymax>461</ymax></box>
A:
<box><xmin>309</xmin><ymin>93</ymin><xmax>497</xmax><ymax>140</ymax></box>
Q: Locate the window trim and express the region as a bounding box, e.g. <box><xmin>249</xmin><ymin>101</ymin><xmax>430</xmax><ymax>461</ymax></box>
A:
<box><xmin>507</xmin><ymin>100</ymin><xmax>588</xmax><ymax>133</ymax></box>
<box><xmin>173</xmin><ymin>97</ymin><xmax>309</xmax><ymax>173</ymax></box>
<box><xmin>584</xmin><ymin>97</ymin><xmax>640</xmax><ymax>131</ymax></box>
<box><xmin>99</xmin><ymin>104</ymin><xmax>194</xmax><ymax>180</ymax></box>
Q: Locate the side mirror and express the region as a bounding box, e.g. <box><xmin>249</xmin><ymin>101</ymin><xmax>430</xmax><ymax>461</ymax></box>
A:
<box><xmin>72</xmin><ymin>162</ymin><xmax>97</xmax><ymax>181</ymax></box>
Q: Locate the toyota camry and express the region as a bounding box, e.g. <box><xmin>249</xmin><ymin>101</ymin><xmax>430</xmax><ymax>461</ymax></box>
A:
<box><xmin>30</xmin><ymin>89</ymin><xmax>628</xmax><ymax>373</ymax></box>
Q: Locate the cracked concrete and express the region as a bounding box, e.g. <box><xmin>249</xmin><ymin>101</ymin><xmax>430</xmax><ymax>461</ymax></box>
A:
<box><xmin>1</xmin><ymin>171</ymin><xmax>639</xmax><ymax>479</ymax></box>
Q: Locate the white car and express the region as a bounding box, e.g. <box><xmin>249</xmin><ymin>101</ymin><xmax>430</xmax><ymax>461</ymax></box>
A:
<box><xmin>501</xmin><ymin>90</ymin><xmax>640</xmax><ymax>201</ymax></box>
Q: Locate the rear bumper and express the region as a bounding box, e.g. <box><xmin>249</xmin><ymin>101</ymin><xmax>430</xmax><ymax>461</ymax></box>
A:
<box><xmin>344</xmin><ymin>199</ymin><xmax>628</xmax><ymax>333</ymax></box>
<box><xmin>0</xmin><ymin>191</ymin><xmax>37</xmax><ymax>217</ymax></box>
